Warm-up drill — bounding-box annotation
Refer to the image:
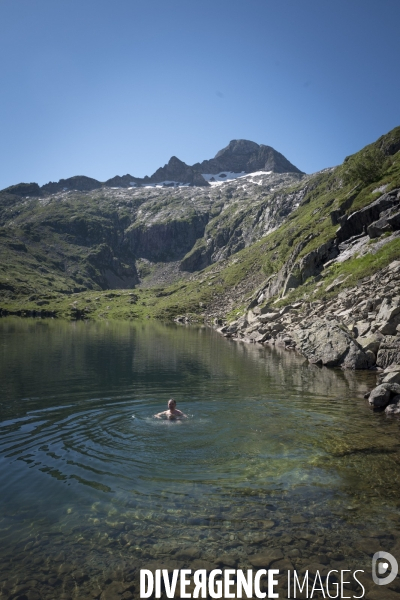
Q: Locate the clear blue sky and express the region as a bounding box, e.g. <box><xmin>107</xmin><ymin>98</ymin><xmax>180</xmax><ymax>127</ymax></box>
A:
<box><xmin>1</xmin><ymin>0</ymin><xmax>399</xmax><ymax>189</ymax></box>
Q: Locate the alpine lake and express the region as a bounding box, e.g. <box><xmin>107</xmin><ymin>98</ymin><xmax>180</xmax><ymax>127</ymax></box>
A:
<box><xmin>1</xmin><ymin>318</ymin><xmax>400</xmax><ymax>600</ymax></box>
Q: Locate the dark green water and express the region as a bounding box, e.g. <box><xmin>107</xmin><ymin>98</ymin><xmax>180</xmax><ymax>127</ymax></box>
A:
<box><xmin>1</xmin><ymin>318</ymin><xmax>400</xmax><ymax>599</ymax></box>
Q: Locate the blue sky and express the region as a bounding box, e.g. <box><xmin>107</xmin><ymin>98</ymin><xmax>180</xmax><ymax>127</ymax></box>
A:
<box><xmin>1</xmin><ymin>0</ymin><xmax>399</xmax><ymax>189</ymax></box>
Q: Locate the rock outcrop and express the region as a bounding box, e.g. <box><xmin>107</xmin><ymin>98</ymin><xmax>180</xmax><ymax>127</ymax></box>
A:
<box><xmin>336</xmin><ymin>188</ymin><xmax>400</xmax><ymax>244</ymax></box>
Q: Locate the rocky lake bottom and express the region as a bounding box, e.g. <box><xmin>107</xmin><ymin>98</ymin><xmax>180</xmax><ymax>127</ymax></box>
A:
<box><xmin>1</xmin><ymin>319</ymin><xmax>400</xmax><ymax>599</ymax></box>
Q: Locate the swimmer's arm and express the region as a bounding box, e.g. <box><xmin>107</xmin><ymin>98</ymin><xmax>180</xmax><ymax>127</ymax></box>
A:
<box><xmin>154</xmin><ymin>411</ymin><xmax>167</xmax><ymax>419</ymax></box>
<box><xmin>176</xmin><ymin>409</ymin><xmax>188</xmax><ymax>418</ymax></box>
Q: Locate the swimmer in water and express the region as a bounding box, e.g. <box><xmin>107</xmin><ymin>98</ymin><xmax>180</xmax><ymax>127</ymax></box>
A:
<box><xmin>154</xmin><ymin>399</ymin><xmax>187</xmax><ymax>420</ymax></box>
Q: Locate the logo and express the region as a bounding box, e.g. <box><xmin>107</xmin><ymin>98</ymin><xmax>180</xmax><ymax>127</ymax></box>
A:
<box><xmin>372</xmin><ymin>551</ymin><xmax>398</xmax><ymax>586</ymax></box>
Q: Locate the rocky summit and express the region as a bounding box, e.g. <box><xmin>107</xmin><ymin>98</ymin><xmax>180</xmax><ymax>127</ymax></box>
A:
<box><xmin>1</xmin><ymin>126</ymin><xmax>400</xmax><ymax>409</ymax></box>
<box><xmin>193</xmin><ymin>139</ymin><xmax>303</xmax><ymax>176</ymax></box>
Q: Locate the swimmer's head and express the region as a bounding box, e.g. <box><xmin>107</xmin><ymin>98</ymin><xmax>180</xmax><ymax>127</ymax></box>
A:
<box><xmin>168</xmin><ymin>398</ymin><xmax>176</xmax><ymax>409</ymax></box>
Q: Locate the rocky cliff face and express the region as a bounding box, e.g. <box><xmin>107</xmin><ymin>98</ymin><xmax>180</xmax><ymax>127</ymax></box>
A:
<box><xmin>127</xmin><ymin>213</ymin><xmax>210</xmax><ymax>262</ymax></box>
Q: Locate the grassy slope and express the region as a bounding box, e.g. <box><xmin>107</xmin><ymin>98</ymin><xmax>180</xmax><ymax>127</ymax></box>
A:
<box><xmin>1</xmin><ymin>127</ymin><xmax>400</xmax><ymax>321</ymax></box>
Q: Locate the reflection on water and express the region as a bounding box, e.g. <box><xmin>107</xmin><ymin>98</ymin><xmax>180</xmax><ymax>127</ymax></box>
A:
<box><xmin>0</xmin><ymin>318</ymin><xmax>400</xmax><ymax>599</ymax></box>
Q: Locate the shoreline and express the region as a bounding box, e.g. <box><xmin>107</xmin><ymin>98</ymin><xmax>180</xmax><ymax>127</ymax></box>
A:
<box><xmin>212</xmin><ymin>258</ymin><xmax>400</xmax><ymax>415</ymax></box>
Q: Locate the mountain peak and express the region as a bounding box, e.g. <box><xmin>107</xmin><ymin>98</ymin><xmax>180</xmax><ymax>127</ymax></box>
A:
<box><xmin>215</xmin><ymin>139</ymin><xmax>260</xmax><ymax>159</ymax></box>
<box><xmin>193</xmin><ymin>140</ymin><xmax>303</xmax><ymax>176</ymax></box>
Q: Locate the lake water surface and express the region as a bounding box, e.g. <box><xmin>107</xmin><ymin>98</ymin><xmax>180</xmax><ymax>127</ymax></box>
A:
<box><xmin>1</xmin><ymin>318</ymin><xmax>400</xmax><ymax>599</ymax></box>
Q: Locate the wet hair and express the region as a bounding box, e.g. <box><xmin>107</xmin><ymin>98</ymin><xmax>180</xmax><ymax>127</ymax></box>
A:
<box><xmin>168</xmin><ymin>398</ymin><xmax>176</xmax><ymax>406</ymax></box>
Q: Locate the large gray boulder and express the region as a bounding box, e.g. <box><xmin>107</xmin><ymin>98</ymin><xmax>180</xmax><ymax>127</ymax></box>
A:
<box><xmin>369</xmin><ymin>385</ymin><xmax>392</xmax><ymax>407</ymax></box>
<box><xmin>293</xmin><ymin>319</ymin><xmax>374</xmax><ymax>369</ymax></box>
<box><xmin>357</xmin><ymin>333</ymin><xmax>383</xmax><ymax>355</ymax></box>
<box><xmin>369</xmin><ymin>383</ymin><xmax>400</xmax><ymax>408</ymax></box>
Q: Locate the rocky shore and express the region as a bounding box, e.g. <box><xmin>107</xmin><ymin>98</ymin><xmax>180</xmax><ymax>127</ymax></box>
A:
<box><xmin>216</xmin><ymin>259</ymin><xmax>400</xmax><ymax>415</ymax></box>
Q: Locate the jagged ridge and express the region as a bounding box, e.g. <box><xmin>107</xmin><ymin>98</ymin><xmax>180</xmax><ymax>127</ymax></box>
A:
<box><xmin>1</xmin><ymin>139</ymin><xmax>302</xmax><ymax>195</ymax></box>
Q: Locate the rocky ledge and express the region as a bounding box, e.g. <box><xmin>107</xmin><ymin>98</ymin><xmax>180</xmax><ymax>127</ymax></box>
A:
<box><xmin>215</xmin><ymin>259</ymin><xmax>400</xmax><ymax>413</ymax></box>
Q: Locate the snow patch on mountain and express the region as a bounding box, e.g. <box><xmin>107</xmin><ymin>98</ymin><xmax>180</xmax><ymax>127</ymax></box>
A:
<box><xmin>202</xmin><ymin>170</ymin><xmax>274</xmax><ymax>186</ymax></box>
<box><xmin>143</xmin><ymin>180</ymin><xmax>191</xmax><ymax>189</ymax></box>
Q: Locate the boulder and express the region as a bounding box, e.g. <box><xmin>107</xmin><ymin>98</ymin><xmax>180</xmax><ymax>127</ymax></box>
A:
<box><xmin>388</xmin><ymin>260</ymin><xmax>400</xmax><ymax>271</ymax></box>
<box><xmin>249</xmin><ymin>331</ymin><xmax>271</xmax><ymax>343</ymax></box>
<box><xmin>271</xmin><ymin>323</ymin><xmax>285</xmax><ymax>334</ymax></box>
<box><xmin>259</xmin><ymin>312</ymin><xmax>280</xmax><ymax>323</ymax></box>
<box><xmin>378</xmin><ymin>316</ymin><xmax>400</xmax><ymax>335</ymax></box>
<box><xmin>368</xmin><ymin>385</ymin><xmax>391</xmax><ymax>407</ymax></box>
<box><xmin>343</xmin><ymin>346</ymin><xmax>375</xmax><ymax>370</ymax></box>
<box><xmin>384</xmin><ymin>364</ymin><xmax>400</xmax><ymax>373</ymax></box>
<box><xmin>385</xmin><ymin>395</ymin><xmax>400</xmax><ymax>415</ymax></box>
<box><xmin>357</xmin><ymin>333</ymin><xmax>383</xmax><ymax>355</ymax></box>
<box><xmin>368</xmin><ymin>383</ymin><xmax>400</xmax><ymax>408</ymax></box>
<box><xmin>247</xmin><ymin>310</ymin><xmax>260</xmax><ymax>324</ymax></box>
<box><xmin>382</xmin><ymin>371</ymin><xmax>400</xmax><ymax>385</ymax></box>
<box><xmin>292</xmin><ymin>318</ymin><xmax>373</xmax><ymax>369</ymax></box>
<box><xmin>260</xmin><ymin>304</ymin><xmax>278</xmax><ymax>315</ymax></box>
